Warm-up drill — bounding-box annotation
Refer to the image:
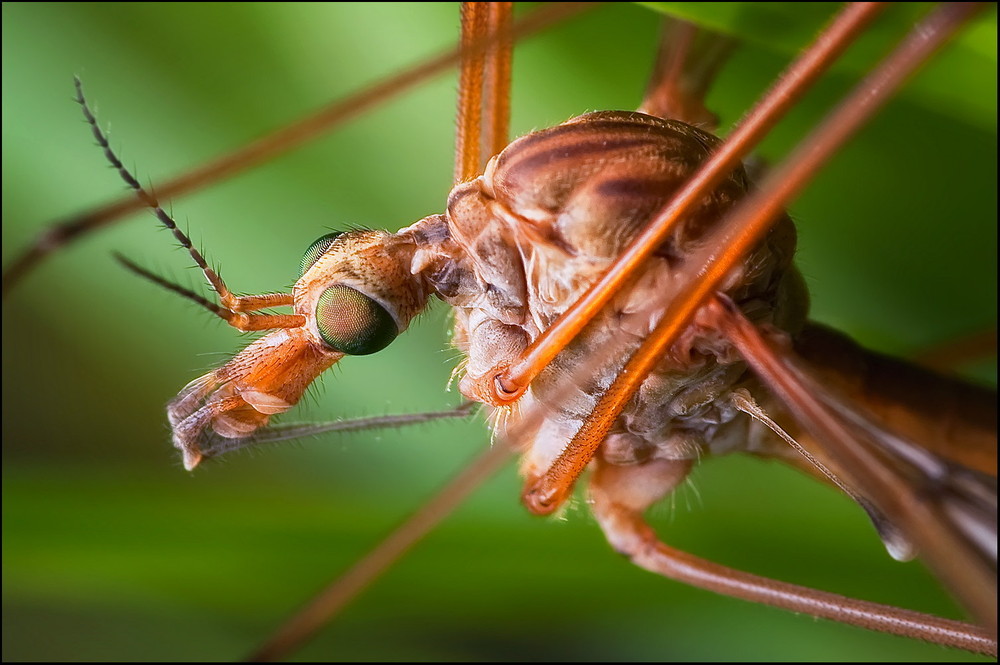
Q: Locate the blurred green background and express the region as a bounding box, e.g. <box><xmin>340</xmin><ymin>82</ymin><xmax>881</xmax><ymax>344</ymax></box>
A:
<box><xmin>2</xmin><ymin>2</ymin><xmax>995</xmax><ymax>661</ymax></box>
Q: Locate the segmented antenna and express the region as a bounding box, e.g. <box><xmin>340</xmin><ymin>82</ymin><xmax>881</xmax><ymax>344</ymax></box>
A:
<box><xmin>74</xmin><ymin>78</ymin><xmax>225</xmax><ymax>297</ymax></box>
<box><xmin>112</xmin><ymin>252</ymin><xmax>227</xmax><ymax>319</ymax></box>
<box><xmin>76</xmin><ymin>78</ymin><xmax>303</xmax><ymax>332</ymax></box>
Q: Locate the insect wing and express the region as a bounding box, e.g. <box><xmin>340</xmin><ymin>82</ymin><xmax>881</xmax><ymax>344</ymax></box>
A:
<box><xmin>715</xmin><ymin>302</ymin><xmax>996</xmax><ymax>627</ymax></box>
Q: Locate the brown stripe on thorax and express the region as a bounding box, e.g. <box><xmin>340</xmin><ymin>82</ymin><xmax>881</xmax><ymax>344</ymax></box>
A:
<box><xmin>485</xmin><ymin>111</ymin><xmax>731</xmax><ymax>226</ymax></box>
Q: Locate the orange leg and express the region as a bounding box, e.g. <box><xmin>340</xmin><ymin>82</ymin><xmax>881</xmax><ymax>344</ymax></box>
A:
<box><xmin>483</xmin><ymin>1</ymin><xmax>512</xmax><ymax>160</ymax></box>
<box><xmin>454</xmin><ymin>1</ymin><xmax>513</xmax><ymax>183</ymax></box>
<box><xmin>454</xmin><ymin>2</ymin><xmax>487</xmax><ymax>184</ymax></box>
<box><xmin>587</xmin><ymin>457</ymin><xmax>996</xmax><ymax>655</ymax></box>
<box><xmin>638</xmin><ymin>16</ymin><xmax>735</xmax><ymax>130</ymax></box>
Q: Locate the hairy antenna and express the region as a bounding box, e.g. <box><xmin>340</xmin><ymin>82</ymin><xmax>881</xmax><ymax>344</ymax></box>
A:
<box><xmin>76</xmin><ymin>77</ymin><xmax>304</xmax><ymax>332</ymax></box>
<box><xmin>112</xmin><ymin>252</ymin><xmax>227</xmax><ymax>320</ymax></box>
<box><xmin>75</xmin><ymin>79</ymin><xmax>221</xmax><ymax>293</ymax></box>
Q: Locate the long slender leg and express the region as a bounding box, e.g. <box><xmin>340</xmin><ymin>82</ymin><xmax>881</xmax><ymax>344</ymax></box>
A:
<box><xmin>913</xmin><ymin>328</ymin><xmax>998</xmax><ymax>374</ymax></box>
<box><xmin>455</xmin><ymin>1</ymin><xmax>513</xmax><ymax>183</ymax></box>
<box><xmin>587</xmin><ymin>458</ymin><xmax>996</xmax><ymax>656</ymax></box>
<box><xmin>482</xmin><ymin>1</ymin><xmax>513</xmax><ymax>161</ymax></box>
<box><xmin>245</xmin><ymin>436</ymin><xmax>514</xmax><ymax>662</ymax></box>
<box><xmin>638</xmin><ymin>16</ymin><xmax>736</xmax><ymax>129</ymax></box>
<box><xmin>454</xmin><ymin>2</ymin><xmax>487</xmax><ymax>184</ymax></box>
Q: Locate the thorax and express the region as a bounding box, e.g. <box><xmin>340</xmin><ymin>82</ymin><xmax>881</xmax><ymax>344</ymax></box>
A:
<box><xmin>406</xmin><ymin>111</ymin><xmax>804</xmax><ymax>475</ymax></box>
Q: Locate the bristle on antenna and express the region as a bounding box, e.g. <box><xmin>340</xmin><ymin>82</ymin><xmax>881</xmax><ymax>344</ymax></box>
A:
<box><xmin>75</xmin><ymin>78</ymin><xmax>222</xmax><ymax>293</ymax></box>
<box><xmin>77</xmin><ymin>77</ymin><xmax>304</xmax><ymax>333</ymax></box>
<box><xmin>113</xmin><ymin>252</ymin><xmax>227</xmax><ymax>319</ymax></box>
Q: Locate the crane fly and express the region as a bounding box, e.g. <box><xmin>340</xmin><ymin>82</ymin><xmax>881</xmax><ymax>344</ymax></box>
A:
<box><xmin>1</xmin><ymin>2</ymin><xmax>995</xmax><ymax>662</ymax></box>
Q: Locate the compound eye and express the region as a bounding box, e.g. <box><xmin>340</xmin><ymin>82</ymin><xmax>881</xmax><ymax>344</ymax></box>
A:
<box><xmin>315</xmin><ymin>285</ymin><xmax>398</xmax><ymax>355</ymax></box>
<box><xmin>300</xmin><ymin>232</ymin><xmax>343</xmax><ymax>276</ymax></box>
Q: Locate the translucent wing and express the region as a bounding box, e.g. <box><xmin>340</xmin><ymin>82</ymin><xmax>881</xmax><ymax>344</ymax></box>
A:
<box><xmin>714</xmin><ymin>299</ymin><xmax>997</xmax><ymax>632</ymax></box>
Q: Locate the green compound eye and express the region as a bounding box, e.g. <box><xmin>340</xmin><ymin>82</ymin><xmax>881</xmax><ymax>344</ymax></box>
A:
<box><xmin>315</xmin><ymin>285</ymin><xmax>398</xmax><ymax>355</ymax></box>
<box><xmin>300</xmin><ymin>232</ymin><xmax>343</xmax><ymax>276</ymax></box>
